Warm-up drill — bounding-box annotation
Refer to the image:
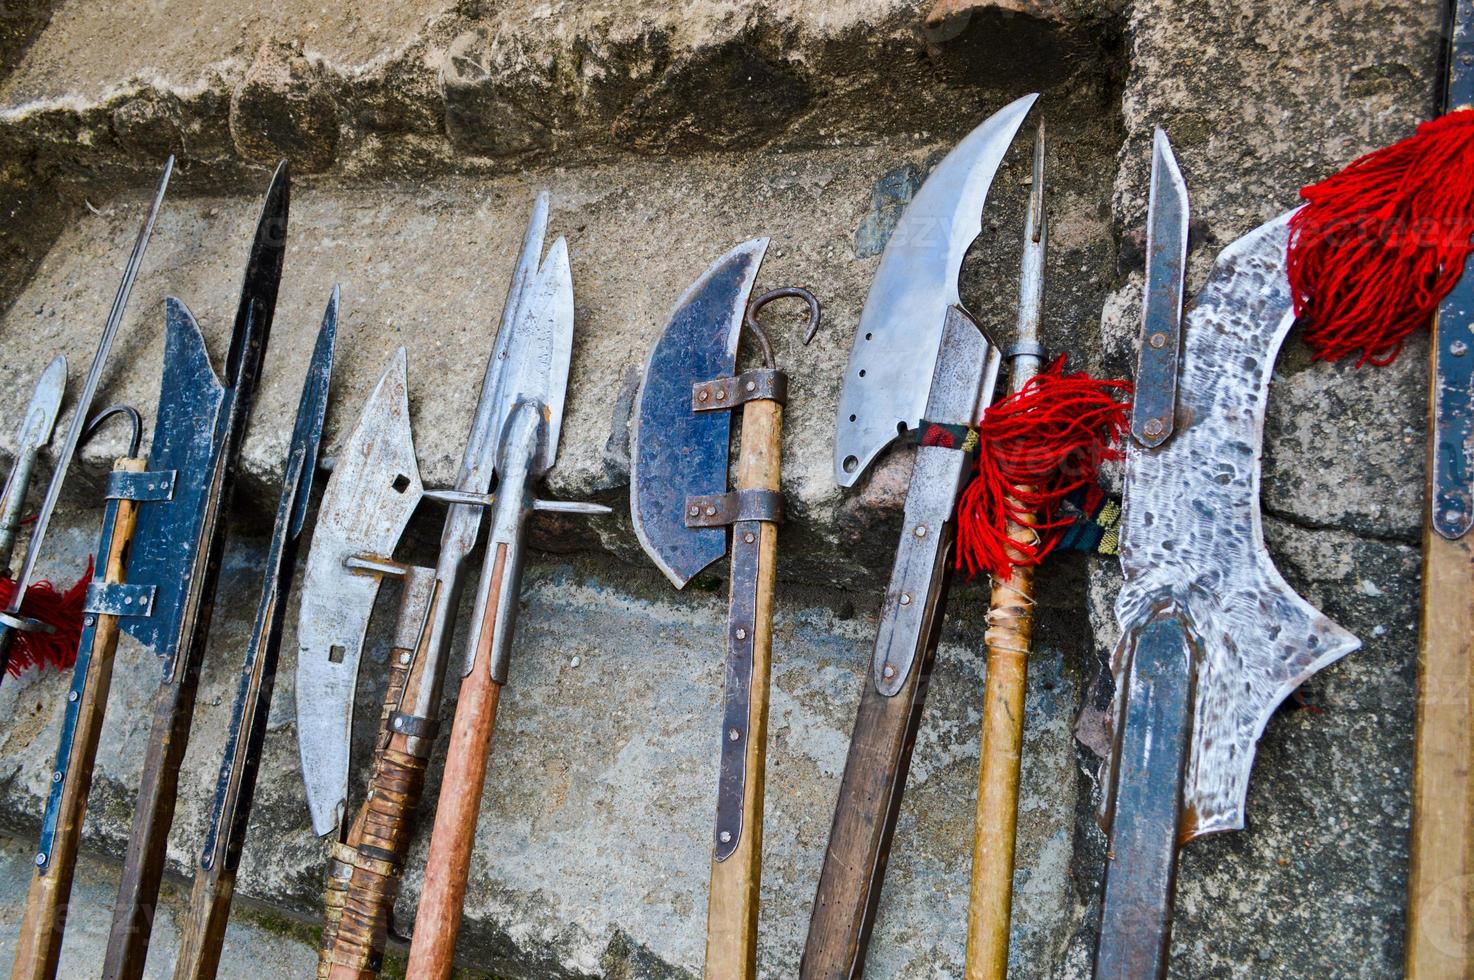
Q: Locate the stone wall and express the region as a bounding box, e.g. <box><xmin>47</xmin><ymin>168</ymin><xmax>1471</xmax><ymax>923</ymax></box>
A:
<box><xmin>0</xmin><ymin>0</ymin><xmax>1439</xmax><ymax>976</ymax></box>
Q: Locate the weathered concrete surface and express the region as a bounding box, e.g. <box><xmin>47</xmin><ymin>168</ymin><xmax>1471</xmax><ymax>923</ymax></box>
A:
<box><xmin>0</xmin><ymin>0</ymin><xmax>1443</xmax><ymax>975</ymax></box>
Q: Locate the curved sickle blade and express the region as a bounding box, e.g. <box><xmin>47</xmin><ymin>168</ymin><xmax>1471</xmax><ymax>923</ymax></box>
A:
<box><xmin>296</xmin><ymin>349</ymin><xmax>423</xmax><ymax>836</ymax></box>
<box><xmin>833</xmin><ymin>93</ymin><xmax>1037</xmax><ymax>486</ymax></box>
<box><xmin>630</xmin><ymin>239</ymin><xmax>768</xmax><ymax>588</ymax></box>
<box><xmin>1111</xmin><ymin>211</ymin><xmax>1360</xmax><ymax>841</ymax></box>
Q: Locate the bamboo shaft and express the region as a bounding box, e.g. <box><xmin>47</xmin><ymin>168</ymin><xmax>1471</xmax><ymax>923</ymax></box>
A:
<box><xmin>11</xmin><ymin>458</ymin><xmax>144</xmax><ymax>980</ymax></box>
<box><xmin>703</xmin><ymin>398</ymin><xmax>782</xmax><ymax>980</ymax></box>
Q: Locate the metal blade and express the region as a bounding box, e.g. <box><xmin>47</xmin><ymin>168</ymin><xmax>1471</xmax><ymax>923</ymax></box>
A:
<box><xmin>7</xmin><ymin>157</ymin><xmax>172</xmax><ymax>606</ymax></box>
<box><xmin>833</xmin><ymin>93</ymin><xmax>1037</xmax><ymax>486</ymax></box>
<box><xmin>118</xmin><ymin>298</ymin><xmax>226</xmax><ymax>660</ymax></box>
<box><xmin>0</xmin><ymin>356</ymin><xmax>67</xmax><ymax>570</ymax></box>
<box><xmin>226</xmin><ymin>160</ymin><xmax>289</xmax><ymax>389</ymax></box>
<box><xmin>1131</xmin><ymin>129</ymin><xmax>1189</xmax><ymax>447</ymax></box>
<box><xmin>630</xmin><ymin>239</ymin><xmax>768</xmax><ymax>588</ymax></box>
<box><xmin>296</xmin><ymin>349</ymin><xmax>422</xmax><ymax>836</ymax></box>
<box><xmin>200</xmin><ymin>285</ymin><xmax>337</xmax><ymax>869</ymax></box>
<box><xmin>1111</xmin><ymin>211</ymin><xmax>1360</xmax><ymax>841</ymax></box>
<box><xmin>499</xmin><ymin>234</ymin><xmax>575</xmax><ymax>477</ymax></box>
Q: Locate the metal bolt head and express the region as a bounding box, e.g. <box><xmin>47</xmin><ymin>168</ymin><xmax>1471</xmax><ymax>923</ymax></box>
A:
<box><xmin>399</xmin><ymin>651</ymin><xmax>411</xmax><ymax>665</ymax></box>
<box><xmin>735</xmin><ymin>627</ymin><xmax>748</xmax><ymax>640</ymax></box>
<box><xmin>689</xmin><ymin>505</ymin><xmax>700</xmax><ymax>516</ymax></box>
<box><xmin>1447</xmin><ymin>509</ymin><xmax>1463</xmax><ymax>527</ymax></box>
<box><xmin>899</xmin><ymin>593</ymin><xmax>912</xmax><ymax>606</ymax></box>
<box><xmin>68</xmin><ymin>690</ymin><xmax>78</xmax><ymax>703</ymax></box>
<box><xmin>1148</xmin><ymin>332</ymin><xmax>1168</xmax><ymax>349</ymax></box>
<box><xmin>719</xmin><ymin>831</ymin><xmax>732</xmax><ymax>844</ymax></box>
<box><xmin>1452</xmin><ymin>340</ymin><xmax>1469</xmax><ymax>357</ymax></box>
<box><xmin>123</xmin><ymin>595</ymin><xmax>133</xmax><ymax>605</ymax></box>
<box><xmin>728</xmin><ymin>728</ymin><xmax>740</xmax><ymax>741</ymax></box>
<box><xmin>1143</xmin><ymin>418</ymin><xmax>1165</xmax><ymax>438</ymax></box>
<box><xmin>882</xmin><ymin>663</ymin><xmax>896</xmax><ymax>679</ymax></box>
<box><xmin>744</xmin><ymin>532</ymin><xmax>755</xmax><ymax>544</ymax></box>
<box><xmin>715</xmin><ymin>390</ymin><xmax>726</xmax><ymax>401</ymax></box>
<box><xmin>705</xmin><ymin>505</ymin><xmax>717</xmax><ymax>516</ymax></box>
<box><xmin>52</xmin><ymin>770</ymin><xmax>63</xmax><ymax>783</ymax></box>
<box><xmin>160</xmin><ymin>480</ymin><xmax>170</xmax><ymax>490</ymax></box>
<box><xmin>84</xmin><ymin>615</ymin><xmax>95</xmax><ymax>627</ymax></box>
<box><xmin>745</xmin><ymin>380</ymin><xmax>756</xmax><ymax>392</ymax></box>
<box><xmin>393</xmin><ymin>717</ymin><xmax>404</xmax><ymax>730</ymax></box>
<box><xmin>34</xmin><ymin>852</ymin><xmax>46</xmax><ymax>867</ymax></box>
<box><xmin>698</xmin><ymin>389</ymin><xmax>710</xmax><ymax>401</ymax></box>
<box><xmin>913</xmin><ymin>524</ymin><xmax>927</xmax><ymax>538</ymax></box>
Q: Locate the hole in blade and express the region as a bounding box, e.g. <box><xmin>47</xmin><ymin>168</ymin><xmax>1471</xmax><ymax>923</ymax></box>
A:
<box><xmin>391</xmin><ymin>474</ymin><xmax>410</xmax><ymax>493</ymax></box>
<box><xmin>849</xmin><ymin>414</ymin><xmax>857</xmax><ymax>422</ymax></box>
<box><xmin>328</xmin><ymin>644</ymin><xmax>345</xmax><ymax>664</ymax></box>
<box><xmin>858</xmin><ymin>369</ymin><xmax>867</xmax><ymax>378</ymax></box>
<box><xmin>842</xmin><ymin>455</ymin><xmax>858</xmax><ymax>474</ymax></box>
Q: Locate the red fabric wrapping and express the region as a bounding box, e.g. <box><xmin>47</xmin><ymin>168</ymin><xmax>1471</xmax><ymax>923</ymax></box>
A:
<box><xmin>955</xmin><ymin>358</ymin><xmax>1131</xmax><ymax>580</ymax></box>
<box><xmin>1287</xmin><ymin>109</ymin><xmax>1474</xmax><ymax>365</ymax></box>
<box><xmin>0</xmin><ymin>557</ymin><xmax>94</xmax><ymax>676</ymax></box>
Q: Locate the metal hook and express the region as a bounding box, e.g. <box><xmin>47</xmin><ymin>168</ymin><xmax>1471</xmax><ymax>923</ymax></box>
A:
<box><xmin>81</xmin><ymin>405</ymin><xmax>143</xmax><ymax>458</ymax></box>
<box><xmin>743</xmin><ymin>286</ymin><xmax>822</xmax><ymax>369</ymax></box>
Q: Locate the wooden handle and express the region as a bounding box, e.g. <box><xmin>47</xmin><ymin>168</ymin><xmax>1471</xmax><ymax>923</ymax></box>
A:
<box><xmin>801</xmin><ymin>560</ymin><xmax>952</xmax><ymax>979</ymax></box>
<box><xmin>404</xmin><ymin>544</ymin><xmax>509</xmax><ymax>980</ymax></box>
<box><xmin>703</xmin><ymin>399</ymin><xmax>781</xmax><ymax>979</ymax></box>
<box><xmin>1406</xmin><ymin>527</ymin><xmax>1474</xmax><ymax>977</ymax></box>
<box><xmin>11</xmin><ymin>458</ymin><xmax>144</xmax><ymax>980</ymax></box>
<box><xmin>172</xmin><ymin>868</ymin><xmax>235</xmax><ymax>980</ymax></box>
<box><xmin>965</xmin><ymin>505</ymin><xmax>1038</xmax><ymax>980</ymax></box>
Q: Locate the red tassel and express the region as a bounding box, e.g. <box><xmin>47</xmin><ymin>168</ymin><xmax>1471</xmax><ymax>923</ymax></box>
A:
<box><xmin>0</xmin><ymin>557</ymin><xmax>94</xmax><ymax>677</ymax></box>
<box><xmin>955</xmin><ymin>358</ymin><xmax>1131</xmax><ymax>580</ymax></box>
<box><xmin>1287</xmin><ymin>109</ymin><xmax>1474</xmax><ymax>365</ymax></box>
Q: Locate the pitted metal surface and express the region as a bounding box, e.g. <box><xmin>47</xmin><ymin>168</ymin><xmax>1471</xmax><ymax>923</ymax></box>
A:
<box><xmin>1112</xmin><ymin>211</ymin><xmax>1361</xmax><ymax>841</ymax></box>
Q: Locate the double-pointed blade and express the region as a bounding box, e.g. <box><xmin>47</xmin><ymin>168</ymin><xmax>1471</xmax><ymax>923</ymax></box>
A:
<box><xmin>631</xmin><ymin>239</ymin><xmax>768</xmax><ymax>588</ymax></box>
<box><xmin>296</xmin><ymin>350</ymin><xmax>422</xmax><ymax>836</ymax></box>
<box><xmin>833</xmin><ymin>93</ymin><xmax>1037</xmax><ymax>486</ymax></box>
<box><xmin>1131</xmin><ymin>129</ymin><xmax>1189</xmax><ymax>446</ymax></box>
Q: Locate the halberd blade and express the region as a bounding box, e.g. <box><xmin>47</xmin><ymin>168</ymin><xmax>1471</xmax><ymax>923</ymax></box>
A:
<box><xmin>118</xmin><ymin>298</ymin><xmax>226</xmax><ymax>665</ymax></box>
<box><xmin>498</xmin><ymin>233</ymin><xmax>574</xmax><ymax>477</ymax></box>
<box><xmin>1112</xmin><ymin>211</ymin><xmax>1360</xmax><ymax>840</ymax></box>
<box><xmin>631</xmin><ymin>239</ymin><xmax>768</xmax><ymax>588</ymax></box>
<box><xmin>296</xmin><ymin>349</ymin><xmax>422</xmax><ymax>836</ymax></box>
<box><xmin>833</xmin><ymin>93</ymin><xmax>1037</xmax><ymax>486</ymax></box>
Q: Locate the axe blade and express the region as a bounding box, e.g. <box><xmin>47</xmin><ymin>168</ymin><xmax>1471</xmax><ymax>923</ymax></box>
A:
<box><xmin>630</xmin><ymin>239</ymin><xmax>768</xmax><ymax>589</ymax></box>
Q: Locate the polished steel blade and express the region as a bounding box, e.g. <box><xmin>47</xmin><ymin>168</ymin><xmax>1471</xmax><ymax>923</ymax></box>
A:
<box><xmin>1131</xmin><ymin>128</ymin><xmax>1190</xmax><ymax>446</ymax></box>
<box><xmin>833</xmin><ymin>93</ymin><xmax>1037</xmax><ymax>486</ymax></box>
<box><xmin>296</xmin><ymin>349</ymin><xmax>422</xmax><ymax>835</ymax></box>
<box><xmin>630</xmin><ymin>239</ymin><xmax>767</xmax><ymax>588</ymax></box>
<box><xmin>8</xmin><ymin>157</ymin><xmax>172</xmax><ymax>606</ymax></box>
<box><xmin>1111</xmin><ymin>211</ymin><xmax>1360</xmax><ymax>841</ymax></box>
<box><xmin>11</xmin><ymin>355</ymin><xmax>66</xmax><ymax>454</ymax></box>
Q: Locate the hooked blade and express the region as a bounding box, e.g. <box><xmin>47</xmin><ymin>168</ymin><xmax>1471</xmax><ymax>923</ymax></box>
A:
<box><xmin>1131</xmin><ymin>128</ymin><xmax>1190</xmax><ymax>447</ymax></box>
<box><xmin>296</xmin><ymin>349</ymin><xmax>423</xmax><ymax>836</ymax></box>
<box><xmin>833</xmin><ymin>93</ymin><xmax>1037</xmax><ymax>486</ymax></box>
<box><xmin>1110</xmin><ymin>211</ymin><xmax>1360</xmax><ymax>840</ymax></box>
<box><xmin>631</xmin><ymin>239</ymin><xmax>768</xmax><ymax>588</ymax></box>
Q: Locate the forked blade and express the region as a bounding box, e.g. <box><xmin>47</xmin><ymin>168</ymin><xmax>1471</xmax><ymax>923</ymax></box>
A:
<box><xmin>295</xmin><ymin>350</ymin><xmax>423</xmax><ymax>835</ymax></box>
<box><xmin>631</xmin><ymin>239</ymin><xmax>768</xmax><ymax>588</ymax></box>
<box><xmin>833</xmin><ymin>93</ymin><xmax>1037</xmax><ymax>486</ymax></box>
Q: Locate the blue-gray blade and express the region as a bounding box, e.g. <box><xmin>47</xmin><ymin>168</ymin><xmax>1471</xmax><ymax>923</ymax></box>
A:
<box><xmin>630</xmin><ymin>239</ymin><xmax>767</xmax><ymax>589</ymax></box>
<box><xmin>1131</xmin><ymin>128</ymin><xmax>1189</xmax><ymax>447</ymax></box>
<box><xmin>119</xmin><ymin>298</ymin><xmax>224</xmax><ymax>665</ymax></box>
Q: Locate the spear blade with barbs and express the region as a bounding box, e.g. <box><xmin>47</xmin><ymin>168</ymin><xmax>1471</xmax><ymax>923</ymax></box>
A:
<box><xmin>801</xmin><ymin>93</ymin><xmax>1035</xmax><ymax>979</ymax></box>
<box><xmin>0</xmin><ymin>158</ymin><xmax>172</xmax><ymax>681</ymax></box>
<box><xmin>1091</xmin><ymin>133</ymin><xmax>1360</xmax><ymax>979</ymax></box>
<box><xmin>102</xmin><ymin>160</ymin><xmax>289</xmax><ymax>980</ymax></box>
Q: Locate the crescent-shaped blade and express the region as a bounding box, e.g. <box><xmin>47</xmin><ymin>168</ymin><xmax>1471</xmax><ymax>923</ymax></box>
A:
<box><xmin>833</xmin><ymin>93</ymin><xmax>1037</xmax><ymax>486</ymax></box>
<box><xmin>1112</xmin><ymin>211</ymin><xmax>1361</xmax><ymax>840</ymax></box>
<box><xmin>295</xmin><ymin>349</ymin><xmax>422</xmax><ymax>836</ymax></box>
<box><xmin>631</xmin><ymin>239</ymin><xmax>768</xmax><ymax>588</ymax></box>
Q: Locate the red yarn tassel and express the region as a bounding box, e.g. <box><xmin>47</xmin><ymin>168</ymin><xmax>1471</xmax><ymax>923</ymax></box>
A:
<box><xmin>1287</xmin><ymin>109</ymin><xmax>1474</xmax><ymax>365</ymax></box>
<box><xmin>0</xmin><ymin>557</ymin><xmax>94</xmax><ymax>677</ymax></box>
<box><xmin>955</xmin><ymin>358</ymin><xmax>1131</xmax><ymax>580</ymax></box>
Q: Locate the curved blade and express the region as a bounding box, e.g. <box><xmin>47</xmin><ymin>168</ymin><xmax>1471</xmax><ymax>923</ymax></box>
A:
<box><xmin>296</xmin><ymin>349</ymin><xmax>422</xmax><ymax>836</ymax></box>
<box><xmin>833</xmin><ymin>93</ymin><xmax>1037</xmax><ymax>486</ymax></box>
<box><xmin>1111</xmin><ymin>211</ymin><xmax>1360</xmax><ymax>840</ymax></box>
<box><xmin>13</xmin><ymin>356</ymin><xmax>66</xmax><ymax>451</ymax></box>
<box><xmin>630</xmin><ymin>239</ymin><xmax>768</xmax><ymax>588</ymax></box>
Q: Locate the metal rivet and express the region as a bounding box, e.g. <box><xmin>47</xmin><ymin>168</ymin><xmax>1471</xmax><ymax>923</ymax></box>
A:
<box><xmin>393</xmin><ymin>718</ymin><xmax>403</xmax><ymax>730</ymax></box>
<box><xmin>736</xmin><ymin>628</ymin><xmax>748</xmax><ymax>640</ymax></box>
<box><xmin>1446</xmin><ymin>509</ymin><xmax>1463</xmax><ymax>526</ymax></box>
<box><xmin>1143</xmin><ymin>418</ymin><xmax>1165</xmax><ymax>438</ymax></box>
<box><xmin>84</xmin><ymin>616</ymin><xmax>95</xmax><ymax>627</ymax></box>
<box><xmin>719</xmin><ymin>831</ymin><xmax>732</xmax><ymax>843</ymax></box>
<box><xmin>698</xmin><ymin>389</ymin><xmax>710</xmax><ymax>401</ymax></box>
<box><xmin>160</xmin><ymin>480</ymin><xmax>170</xmax><ymax>490</ymax></box>
<box><xmin>728</xmin><ymin>728</ymin><xmax>740</xmax><ymax>741</ymax></box>
<box><xmin>882</xmin><ymin>664</ymin><xmax>896</xmax><ymax>679</ymax></box>
<box><xmin>689</xmin><ymin>505</ymin><xmax>700</xmax><ymax>516</ymax></box>
<box><xmin>899</xmin><ymin>593</ymin><xmax>912</xmax><ymax>606</ymax></box>
<box><xmin>1149</xmin><ymin>332</ymin><xmax>1168</xmax><ymax>349</ymax></box>
<box><xmin>34</xmin><ymin>853</ymin><xmax>46</xmax><ymax>867</ymax></box>
<box><xmin>745</xmin><ymin>380</ymin><xmax>756</xmax><ymax>392</ymax></box>
<box><xmin>68</xmin><ymin>690</ymin><xmax>78</xmax><ymax>703</ymax></box>
<box><xmin>147</xmin><ymin>483</ymin><xmax>156</xmax><ymax>492</ymax></box>
<box><xmin>123</xmin><ymin>595</ymin><xmax>133</xmax><ymax>605</ymax></box>
<box><xmin>52</xmin><ymin>770</ymin><xmax>63</xmax><ymax>783</ymax></box>
<box><xmin>913</xmin><ymin>524</ymin><xmax>927</xmax><ymax>538</ymax></box>
<box><xmin>705</xmin><ymin>506</ymin><xmax>717</xmax><ymax>516</ymax></box>
<box><xmin>744</xmin><ymin>532</ymin><xmax>755</xmax><ymax>544</ymax></box>
<box><xmin>398</xmin><ymin>652</ymin><xmax>411</xmax><ymax>665</ymax></box>
<box><xmin>715</xmin><ymin>390</ymin><xmax>726</xmax><ymax>401</ymax></box>
<box><xmin>1452</xmin><ymin>340</ymin><xmax>1469</xmax><ymax>357</ymax></box>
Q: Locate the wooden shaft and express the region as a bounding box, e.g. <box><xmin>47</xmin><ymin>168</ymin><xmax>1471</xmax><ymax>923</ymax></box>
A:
<box><xmin>703</xmin><ymin>399</ymin><xmax>781</xmax><ymax>979</ymax></box>
<box><xmin>1406</xmin><ymin>384</ymin><xmax>1474</xmax><ymax>975</ymax></box>
<box><xmin>405</xmin><ymin>545</ymin><xmax>508</xmax><ymax>980</ymax></box>
<box><xmin>965</xmin><ymin>507</ymin><xmax>1038</xmax><ymax>980</ymax></box>
<box><xmin>11</xmin><ymin>459</ymin><xmax>144</xmax><ymax>980</ymax></box>
<box><xmin>172</xmin><ymin>869</ymin><xmax>235</xmax><ymax>980</ymax></box>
